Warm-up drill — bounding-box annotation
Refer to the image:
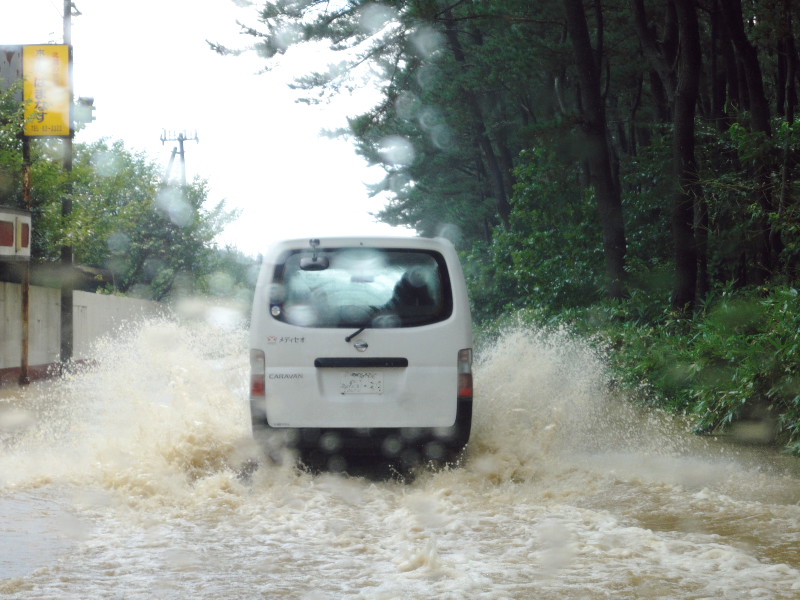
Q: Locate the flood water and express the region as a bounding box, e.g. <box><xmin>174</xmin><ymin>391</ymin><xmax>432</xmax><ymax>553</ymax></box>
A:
<box><xmin>1</xmin><ymin>315</ymin><xmax>798</xmax><ymax>599</ymax></box>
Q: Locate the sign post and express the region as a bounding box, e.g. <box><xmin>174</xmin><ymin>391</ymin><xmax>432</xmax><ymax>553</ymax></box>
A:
<box><xmin>22</xmin><ymin>45</ymin><xmax>71</xmax><ymax>137</ymax></box>
<box><xmin>2</xmin><ymin>43</ymin><xmax>74</xmax><ymax>372</ymax></box>
<box><xmin>23</xmin><ymin>43</ymin><xmax>74</xmax><ymax>368</ymax></box>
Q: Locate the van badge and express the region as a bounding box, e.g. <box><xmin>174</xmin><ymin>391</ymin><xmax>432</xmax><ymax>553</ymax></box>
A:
<box><xmin>353</xmin><ymin>340</ymin><xmax>369</xmax><ymax>352</ymax></box>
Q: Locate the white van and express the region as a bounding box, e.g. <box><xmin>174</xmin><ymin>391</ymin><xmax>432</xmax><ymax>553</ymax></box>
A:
<box><xmin>249</xmin><ymin>236</ymin><xmax>473</xmax><ymax>468</ymax></box>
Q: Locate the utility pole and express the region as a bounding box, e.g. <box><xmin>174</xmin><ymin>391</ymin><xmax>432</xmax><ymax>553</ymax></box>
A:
<box><xmin>160</xmin><ymin>130</ymin><xmax>198</xmax><ymax>187</ymax></box>
<box><xmin>19</xmin><ymin>139</ymin><xmax>32</xmax><ymax>385</ymax></box>
<box><xmin>60</xmin><ymin>0</ymin><xmax>79</xmax><ymax>367</ymax></box>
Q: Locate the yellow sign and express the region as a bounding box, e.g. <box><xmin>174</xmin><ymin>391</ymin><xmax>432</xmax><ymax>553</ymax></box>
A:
<box><xmin>23</xmin><ymin>45</ymin><xmax>71</xmax><ymax>137</ymax></box>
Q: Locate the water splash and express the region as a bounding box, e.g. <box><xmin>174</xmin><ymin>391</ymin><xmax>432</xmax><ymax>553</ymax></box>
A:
<box><xmin>0</xmin><ymin>314</ymin><xmax>252</xmax><ymax>498</ymax></box>
<box><xmin>3</xmin><ymin>315</ymin><xmax>797</xmax><ymax>498</ymax></box>
<box><xmin>2</xmin><ymin>316</ymin><xmax>799</xmax><ymax>598</ymax></box>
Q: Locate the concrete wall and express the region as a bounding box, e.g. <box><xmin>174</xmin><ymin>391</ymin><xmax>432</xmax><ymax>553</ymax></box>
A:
<box><xmin>72</xmin><ymin>290</ymin><xmax>162</xmax><ymax>357</ymax></box>
<box><xmin>0</xmin><ymin>283</ymin><xmax>161</xmax><ymax>383</ymax></box>
<box><xmin>1</xmin><ymin>282</ymin><xmax>60</xmax><ymax>370</ymax></box>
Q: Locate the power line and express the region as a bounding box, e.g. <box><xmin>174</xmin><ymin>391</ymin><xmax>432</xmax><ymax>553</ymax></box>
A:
<box><xmin>46</xmin><ymin>0</ymin><xmax>64</xmax><ymax>20</ymax></box>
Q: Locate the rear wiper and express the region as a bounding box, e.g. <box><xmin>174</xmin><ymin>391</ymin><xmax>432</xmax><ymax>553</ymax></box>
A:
<box><xmin>345</xmin><ymin>327</ymin><xmax>366</xmax><ymax>342</ymax></box>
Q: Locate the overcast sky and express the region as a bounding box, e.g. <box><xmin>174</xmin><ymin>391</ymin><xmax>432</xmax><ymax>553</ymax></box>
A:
<box><xmin>1</xmin><ymin>0</ymin><xmax>408</xmax><ymax>256</ymax></box>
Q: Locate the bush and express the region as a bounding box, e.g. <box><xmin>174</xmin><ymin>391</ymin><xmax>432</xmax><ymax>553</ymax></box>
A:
<box><xmin>689</xmin><ymin>288</ymin><xmax>800</xmax><ymax>448</ymax></box>
<box><xmin>509</xmin><ymin>286</ymin><xmax>800</xmax><ymax>455</ymax></box>
<box><xmin>589</xmin><ymin>287</ymin><xmax>800</xmax><ymax>453</ymax></box>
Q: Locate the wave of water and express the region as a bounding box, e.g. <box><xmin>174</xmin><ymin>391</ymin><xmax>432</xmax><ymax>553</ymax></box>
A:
<box><xmin>1</xmin><ymin>312</ymin><xmax>798</xmax><ymax>598</ymax></box>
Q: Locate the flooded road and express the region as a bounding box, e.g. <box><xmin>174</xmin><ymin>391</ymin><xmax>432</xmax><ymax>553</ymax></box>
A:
<box><xmin>1</xmin><ymin>318</ymin><xmax>798</xmax><ymax>599</ymax></box>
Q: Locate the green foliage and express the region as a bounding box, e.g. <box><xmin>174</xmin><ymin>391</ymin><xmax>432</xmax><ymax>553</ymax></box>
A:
<box><xmin>68</xmin><ymin>140</ymin><xmax>162</xmax><ymax>266</ymax></box>
<box><xmin>465</xmin><ymin>145</ymin><xmax>605</xmax><ymax>319</ymax></box>
<box><xmin>0</xmin><ymin>130</ymin><xmax>245</xmax><ymax>302</ymax></box>
<box><xmin>199</xmin><ymin>246</ymin><xmax>260</xmax><ymax>314</ymax></box>
<box><xmin>510</xmin><ymin>148</ymin><xmax>605</xmax><ymax>306</ymax></box>
<box><xmin>52</xmin><ymin>140</ymin><xmax>238</xmax><ymax>301</ymax></box>
<box><xmin>544</xmin><ymin>286</ymin><xmax>800</xmax><ymax>455</ymax></box>
<box><xmin>689</xmin><ymin>289</ymin><xmax>800</xmax><ymax>443</ymax></box>
<box><xmin>619</xmin><ymin>128</ymin><xmax>674</xmax><ymax>278</ymax></box>
<box><xmin>462</xmin><ymin>238</ymin><xmax>521</xmax><ymax>323</ymax></box>
<box><xmin>0</xmin><ymin>83</ymin><xmax>25</xmax><ymax>203</ymax></box>
<box><xmin>236</xmin><ymin>0</ymin><xmax>596</xmax><ymax>244</ymax></box>
<box><xmin>772</xmin><ymin>121</ymin><xmax>800</xmax><ymax>272</ymax></box>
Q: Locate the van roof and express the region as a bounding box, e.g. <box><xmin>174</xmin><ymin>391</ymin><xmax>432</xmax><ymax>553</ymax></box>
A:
<box><xmin>264</xmin><ymin>236</ymin><xmax>456</xmax><ymax>253</ymax></box>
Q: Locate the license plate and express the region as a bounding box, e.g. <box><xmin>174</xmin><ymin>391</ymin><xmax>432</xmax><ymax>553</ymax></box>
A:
<box><xmin>340</xmin><ymin>371</ymin><xmax>383</xmax><ymax>394</ymax></box>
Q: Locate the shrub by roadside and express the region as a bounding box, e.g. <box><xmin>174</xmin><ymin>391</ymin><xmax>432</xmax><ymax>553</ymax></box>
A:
<box><xmin>486</xmin><ymin>287</ymin><xmax>800</xmax><ymax>456</ymax></box>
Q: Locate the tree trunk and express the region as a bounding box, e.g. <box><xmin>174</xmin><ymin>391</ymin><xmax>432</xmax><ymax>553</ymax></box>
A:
<box><xmin>709</xmin><ymin>4</ymin><xmax>730</xmax><ymax>129</ymax></box>
<box><xmin>719</xmin><ymin>0</ymin><xmax>771</xmax><ymax>134</ymax></box>
<box><xmin>778</xmin><ymin>0</ymin><xmax>798</xmax><ymax>278</ymax></box>
<box><xmin>671</xmin><ymin>0</ymin><xmax>702</xmax><ymax>310</ymax></box>
<box><xmin>719</xmin><ymin>0</ymin><xmax>777</xmax><ymax>278</ymax></box>
<box><xmin>631</xmin><ymin>0</ymin><xmax>677</xmax><ymax>104</ymax></box>
<box><xmin>562</xmin><ymin>0</ymin><xmax>627</xmax><ymax>299</ymax></box>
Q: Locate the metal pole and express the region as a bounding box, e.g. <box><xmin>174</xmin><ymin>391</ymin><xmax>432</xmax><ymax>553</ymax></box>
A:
<box><xmin>19</xmin><ymin>137</ymin><xmax>32</xmax><ymax>385</ymax></box>
<box><xmin>60</xmin><ymin>0</ymin><xmax>74</xmax><ymax>368</ymax></box>
<box><xmin>178</xmin><ymin>133</ymin><xmax>186</xmax><ymax>188</ymax></box>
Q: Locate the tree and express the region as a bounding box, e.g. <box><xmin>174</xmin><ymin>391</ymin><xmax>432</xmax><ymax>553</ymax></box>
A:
<box><xmin>562</xmin><ymin>0</ymin><xmax>627</xmax><ymax>299</ymax></box>
<box><xmin>631</xmin><ymin>0</ymin><xmax>702</xmax><ymax>310</ymax></box>
<box><xmin>671</xmin><ymin>0</ymin><xmax>702</xmax><ymax>310</ymax></box>
<box><xmin>223</xmin><ymin>0</ymin><xmax>800</xmax><ymax>318</ymax></box>
<box><xmin>219</xmin><ymin>0</ymin><xmax>551</xmax><ymax>243</ymax></box>
<box><xmin>0</xmin><ymin>83</ymin><xmax>25</xmax><ymax>205</ymax></box>
<box><xmin>0</xmin><ymin>130</ymin><xmax>240</xmax><ymax>300</ymax></box>
<box><xmin>718</xmin><ymin>0</ymin><xmax>778</xmax><ymax>279</ymax></box>
<box><xmin>68</xmin><ymin>141</ymin><xmax>238</xmax><ymax>300</ymax></box>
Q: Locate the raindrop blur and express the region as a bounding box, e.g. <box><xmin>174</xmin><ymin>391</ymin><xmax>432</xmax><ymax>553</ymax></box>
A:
<box><xmin>268</xmin><ymin>282</ymin><xmax>286</xmax><ymax>304</ymax></box>
<box><xmin>208</xmin><ymin>271</ymin><xmax>235</xmax><ymax>297</ymax></box>
<box><xmin>106</xmin><ymin>231</ymin><xmax>130</xmax><ymax>254</ymax></box>
<box><xmin>274</xmin><ymin>23</ymin><xmax>303</xmax><ymax>51</ymax></box>
<box><xmin>91</xmin><ymin>151</ymin><xmax>122</xmax><ymax>178</ymax></box>
<box><xmin>0</xmin><ymin>172</ymin><xmax>12</xmax><ymax>195</ymax></box>
<box><xmin>415</xmin><ymin>63</ymin><xmax>440</xmax><ymax>90</ymax></box>
<box><xmin>411</xmin><ymin>25</ymin><xmax>445</xmax><ymax>58</ymax></box>
<box><xmin>330</xmin><ymin>248</ymin><xmax>386</xmax><ymax>275</ymax></box>
<box><xmin>378</xmin><ymin>135</ymin><xmax>415</xmax><ymax>167</ymax></box>
<box><xmin>246</xmin><ymin>264</ymin><xmax>260</xmax><ymax>287</ymax></box>
<box><xmin>358</xmin><ymin>3</ymin><xmax>397</xmax><ymax>35</ymax></box>
<box><xmin>436</xmin><ymin>223</ymin><xmax>463</xmax><ymax>245</ymax></box>
<box><xmin>143</xmin><ymin>257</ymin><xmax>165</xmax><ymax>279</ymax></box>
<box><xmin>395</xmin><ymin>91</ymin><xmax>421</xmax><ymax>121</ymax></box>
<box><xmin>156</xmin><ymin>187</ymin><xmax>194</xmax><ymax>227</ymax></box>
<box><xmin>0</xmin><ymin>406</ymin><xmax>34</xmax><ymax>436</ymax></box>
<box><xmin>205</xmin><ymin>306</ymin><xmax>245</xmax><ymax>331</ymax></box>
<box><xmin>429</xmin><ymin>124</ymin><xmax>455</xmax><ymax>150</ymax></box>
<box><xmin>417</xmin><ymin>106</ymin><xmax>443</xmax><ymax>130</ymax></box>
<box><xmin>416</xmin><ymin>106</ymin><xmax>454</xmax><ymax>150</ymax></box>
<box><xmin>387</xmin><ymin>171</ymin><xmax>412</xmax><ymax>194</ymax></box>
<box><xmin>284</xmin><ymin>304</ymin><xmax>318</xmax><ymax>326</ymax></box>
<box><xmin>126</xmin><ymin>282</ymin><xmax>152</xmax><ymax>298</ymax></box>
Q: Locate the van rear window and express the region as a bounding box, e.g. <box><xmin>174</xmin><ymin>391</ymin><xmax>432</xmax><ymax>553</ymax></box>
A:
<box><xmin>270</xmin><ymin>248</ymin><xmax>452</xmax><ymax>328</ymax></box>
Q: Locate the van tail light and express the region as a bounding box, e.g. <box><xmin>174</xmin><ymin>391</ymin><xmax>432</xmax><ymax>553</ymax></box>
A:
<box><xmin>250</xmin><ymin>349</ymin><xmax>266</xmax><ymax>397</ymax></box>
<box><xmin>457</xmin><ymin>348</ymin><xmax>473</xmax><ymax>400</ymax></box>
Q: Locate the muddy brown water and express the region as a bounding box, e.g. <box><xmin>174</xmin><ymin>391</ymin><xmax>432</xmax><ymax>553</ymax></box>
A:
<box><xmin>1</xmin><ymin>319</ymin><xmax>798</xmax><ymax>599</ymax></box>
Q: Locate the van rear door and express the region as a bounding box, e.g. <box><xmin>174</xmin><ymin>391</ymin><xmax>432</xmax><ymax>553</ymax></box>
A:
<box><xmin>259</xmin><ymin>243</ymin><xmax>465</xmax><ymax>429</ymax></box>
